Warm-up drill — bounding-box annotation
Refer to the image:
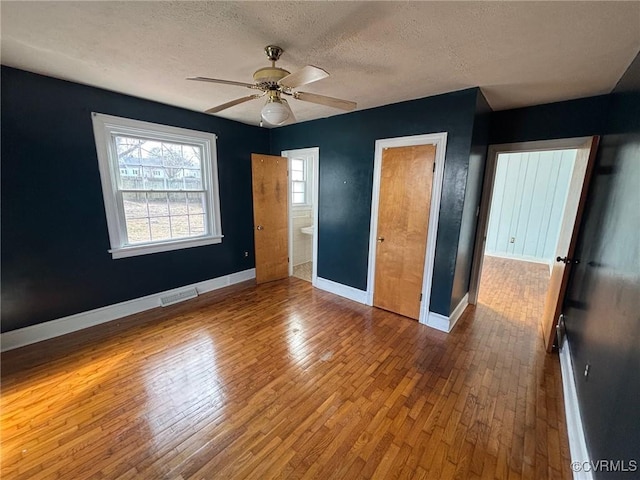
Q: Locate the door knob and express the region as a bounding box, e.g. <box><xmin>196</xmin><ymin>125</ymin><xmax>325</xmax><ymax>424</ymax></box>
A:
<box><xmin>557</xmin><ymin>256</ymin><xmax>580</xmax><ymax>264</ymax></box>
<box><xmin>377</xmin><ymin>237</ymin><xmax>385</xmax><ymax>243</ymax></box>
<box><xmin>256</xmin><ymin>225</ymin><xmax>264</xmax><ymax>230</ymax></box>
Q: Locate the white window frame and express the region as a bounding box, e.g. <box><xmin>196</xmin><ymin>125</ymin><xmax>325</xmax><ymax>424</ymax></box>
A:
<box><xmin>91</xmin><ymin>112</ymin><xmax>223</xmax><ymax>259</ymax></box>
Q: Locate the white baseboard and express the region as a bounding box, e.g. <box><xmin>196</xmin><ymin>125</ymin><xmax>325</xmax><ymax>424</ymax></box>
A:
<box><xmin>1</xmin><ymin>268</ymin><xmax>256</xmax><ymax>352</ymax></box>
<box><xmin>315</xmin><ymin>277</ymin><xmax>368</xmax><ymax>304</ymax></box>
<box><xmin>425</xmin><ymin>311</ymin><xmax>450</xmax><ymax>332</ymax></box>
<box><xmin>559</xmin><ymin>337</ymin><xmax>593</xmax><ymax>480</ymax></box>
<box><xmin>449</xmin><ymin>293</ymin><xmax>469</xmax><ymax>331</ymax></box>
<box><xmin>423</xmin><ymin>293</ymin><xmax>468</xmax><ymax>333</ymax></box>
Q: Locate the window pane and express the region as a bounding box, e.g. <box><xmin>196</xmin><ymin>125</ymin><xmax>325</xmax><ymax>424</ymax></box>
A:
<box><xmin>126</xmin><ymin>218</ymin><xmax>151</xmax><ymax>243</ymax></box>
<box><xmin>187</xmin><ymin>192</ymin><xmax>205</xmax><ymax>214</ymax></box>
<box><xmin>168</xmin><ymin>193</ymin><xmax>188</xmax><ymax>215</ymax></box>
<box><xmin>292</xmin><ymin>192</ymin><xmax>305</xmax><ymax>204</ymax></box>
<box><xmin>149</xmin><ymin>217</ymin><xmax>171</xmax><ymax>241</ymax></box>
<box><xmin>184</xmin><ymin>177</ymin><xmax>203</xmax><ymax>190</ymax></box>
<box><xmin>115</xmin><ymin>135</ymin><xmax>203</xmax><ymax>191</ymax></box>
<box><xmin>190</xmin><ymin>214</ymin><xmax>205</xmax><ymax>235</ymax></box>
<box><xmin>121</xmin><ymin>176</ymin><xmax>144</xmax><ymax>189</ymax></box>
<box><xmin>292</xmin><ymin>182</ymin><xmax>305</xmax><ymax>193</ymax></box>
<box><xmin>122</xmin><ymin>191</ymin><xmax>210</xmax><ymax>244</ymax></box>
<box><xmin>167</xmin><ymin>179</ymin><xmax>183</xmax><ymax>190</ymax></box>
<box><xmin>123</xmin><ymin>192</ymin><xmax>148</xmax><ymax>218</ymax></box>
<box><xmin>291</xmin><ymin>170</ymin><xmax>304</xmax><ymax>181</ymax></box>
<box><xmin>170</xmin><ymin>215</ymin><xmax>191</xmax><ymax>238</ymax></box>
<box><xmin>147</xmin><ymin>192</ymin><xmax>169</xmax><ymax>217</ymax></box>
<box><xmin>291</xmin><ymin>159</ymin><xmax>304</xmax><ymax>171</ymax></box>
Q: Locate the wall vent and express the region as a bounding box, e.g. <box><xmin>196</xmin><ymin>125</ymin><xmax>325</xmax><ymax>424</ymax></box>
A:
<box><xmin>159</xmin><ymin>288</ymin><xmax>198</xmax><ymax>307</ymax></box>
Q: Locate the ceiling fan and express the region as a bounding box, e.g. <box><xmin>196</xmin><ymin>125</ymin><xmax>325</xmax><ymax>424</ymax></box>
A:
<box><xmin>187</xmin><ymin>45</ymin><xmax>357</xmax><ymax>126</ymax></box>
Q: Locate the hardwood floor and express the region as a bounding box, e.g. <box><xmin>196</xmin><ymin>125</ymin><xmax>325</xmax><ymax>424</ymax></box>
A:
<box><xmin>1</xmin><ymin>256</ymin><xmax>570</xmax><ymax>479</ymax></box>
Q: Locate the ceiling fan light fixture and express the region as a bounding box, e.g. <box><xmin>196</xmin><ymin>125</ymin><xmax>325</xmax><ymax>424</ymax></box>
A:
<box><xmin>191</xmin><ymin>45</ymin><xmax>357</xmax><ymax>122</ymax></box>
<box><xmin>261</xmin><ymin>95</ymin><xmax>290</xmax><ymax>125</ymax></box>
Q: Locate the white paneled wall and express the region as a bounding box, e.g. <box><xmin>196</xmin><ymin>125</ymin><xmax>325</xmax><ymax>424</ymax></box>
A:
<box><xmin>486</xmin><ymin>149</ymin><xmax>576</xmax><ymax>264</ymax></box>
<box><xmin>292</xmin><ymin>208</ymin><xmax>313</xmax><ymax>266</ymax></box>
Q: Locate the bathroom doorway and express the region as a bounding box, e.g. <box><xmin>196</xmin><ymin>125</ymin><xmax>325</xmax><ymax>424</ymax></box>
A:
<box><xmin>282</xmin><ymin>147</ymin><xmax>319</xmax><ymax>284</ymax></box>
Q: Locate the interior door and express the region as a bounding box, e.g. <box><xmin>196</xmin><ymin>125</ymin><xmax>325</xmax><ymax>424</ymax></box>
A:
<box><xmin>373</xmin><ymin>144</ymin><xmax>435</xmax><ymax>320</ymax></box>
<box><xmin>251</xmin><ymin>153</ymin><xmax>289</xmax><ymax>284</ymax></box>
<box><xmin>541</xmin><ymin>136</ymin><xmax>600</xmax><ymax>351</ymax></box>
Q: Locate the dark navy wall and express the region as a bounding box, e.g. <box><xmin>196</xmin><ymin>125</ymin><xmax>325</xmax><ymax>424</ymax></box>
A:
<box><xmin>270</xmin><ymin>89</ymin><xmax>478</xmax><ymax>316</ymax></box>
<box><xmin>489</xmin><ymin>95</ymin><xmax>609</xmax><ymax>145</ymax></box>
<box><xmin>450</xmin><ymin>90</ymin><xmax>491</xmax><ymax>311</ymax></box>
<box><xmin>1</xmin><ymin>67</ymin><xmax>269</xmax><ymax>333</ymax></box>
<box><xmin>562</xmin><ymin>57</ymin><xmax>640</xmax><ymax>478</ymax></box>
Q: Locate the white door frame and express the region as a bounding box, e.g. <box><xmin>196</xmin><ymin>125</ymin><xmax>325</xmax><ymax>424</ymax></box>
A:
<box><xmin>366</xmin><ymin>132</ymin><xmax>448</xmax><ymax>326</ymax></box>
<box><xmin>282</xmin><ymin>147</ymin><xmax>320</xmax><ymax>286</ymax></box>
<box><xmin>468</xmin><ymin>136</ymin><xmax>594</xmax><ymax>305</ymax></box>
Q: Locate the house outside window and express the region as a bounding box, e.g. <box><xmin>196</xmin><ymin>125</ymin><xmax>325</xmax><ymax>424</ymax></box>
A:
<box><xmin>91</xmin><ymin>113</ymin><xmax>223</xmax><ymax>259</ymax></box>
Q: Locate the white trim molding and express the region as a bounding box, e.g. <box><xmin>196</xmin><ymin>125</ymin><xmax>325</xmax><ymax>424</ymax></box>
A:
<box><xmin>1</xmin><ymin>268</ymin><xmax>256</xmax><ymax>352</ymax></box>
<box><xmin>448</xmin><ymin>293</ymin><xmax>469</xmax><ymax>331</ymax></box>
<box><xmin>426</xmin><ymin>312</ymin><xmax>451</xmax><ymax>333</ymax></box>
<box><xmin>366</xmin><ymin>132</ymin><xmax>448</xmax><ymax>329</ymax></box>
<box><xmin>559</xmin><ymin>337</ymin><xmax>594</xmax><ymax>480</ymax></box>
<box><xmin>424</xmin><ymin>293</ymin><xmax>468</xmax><ymax>333</ymax></box>
<box><xmin>315</xmin><ymin>277</ymin><xmax>368</xmax><ymax>305</ymax></box>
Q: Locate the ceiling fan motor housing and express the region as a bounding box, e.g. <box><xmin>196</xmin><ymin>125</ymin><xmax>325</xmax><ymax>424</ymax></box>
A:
<box><xmin>253</xmin><ymin>67</ymin><xmax>290</xmax><ymax>89</ymax></box>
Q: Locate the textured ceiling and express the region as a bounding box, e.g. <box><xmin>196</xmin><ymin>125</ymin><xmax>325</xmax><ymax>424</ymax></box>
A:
<box><xmin>2</xmin><ymin>1</ymin><xmax>639</xmax><ymax>127</ymax></box>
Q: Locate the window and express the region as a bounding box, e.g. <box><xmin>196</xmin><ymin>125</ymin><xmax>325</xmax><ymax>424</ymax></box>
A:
<box><xmin>290</xmin><ymin>156</ymin><xmax>312</xmax><ymax>206</ymax></box>
<box><xmin>92</xmin><ymin>113</ymin><xmax>223</xmax><ymax>259</ymax></box>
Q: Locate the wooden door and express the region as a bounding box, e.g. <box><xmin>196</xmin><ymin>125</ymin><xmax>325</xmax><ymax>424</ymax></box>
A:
<box><xmin>373</xmin><ymin>144</ymin><xmax>436</xmax><ymax>320</ymax></box>
<box><xmin>251</xmin><ymin>153</ymin><xmax>289</xmax><ymax>284</ymax></box>
<box><xmin>541</xmin><ymin>136</ymin><xmax>599</xmax><ymax>351</ymax></box>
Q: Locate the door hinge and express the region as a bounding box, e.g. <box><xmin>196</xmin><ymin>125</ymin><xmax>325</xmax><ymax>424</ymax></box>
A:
<box><xmin>432</xmin><ymin>162</ymin><xmax>436</xmax><ymax>173</ymax></box>
<box><xmin>420</xmin><ymin>293</ymin><xmax>423</xmax><ymax>302</ymax></box>
<box><xmin>288</xmin><ymin>257</ymin><xmax>290</xmax><ymax>263</ymax></box>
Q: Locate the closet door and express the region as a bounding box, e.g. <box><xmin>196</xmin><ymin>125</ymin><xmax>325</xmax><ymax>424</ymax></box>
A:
<box><xmin>373</xmin><ymin>144</ymin><xmax>435</xmax><ymax>320</ymax></box>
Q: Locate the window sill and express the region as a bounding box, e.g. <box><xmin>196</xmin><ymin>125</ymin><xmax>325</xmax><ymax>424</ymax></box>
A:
<box><xmin>109</xmin><ymin>235</ymin><xmax>223</xmax><ymax>259</ymax></box>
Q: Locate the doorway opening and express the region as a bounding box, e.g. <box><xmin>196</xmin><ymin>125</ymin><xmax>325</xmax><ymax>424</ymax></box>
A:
<box><xmin>469</xmin><ymin>137</ymin><xmax>599</xmax><ymax>351</ymax></box>
<box><xmin>282</xmin><ymin>147</ymin><xmax>319</xmax><ymax>285</ymax></box>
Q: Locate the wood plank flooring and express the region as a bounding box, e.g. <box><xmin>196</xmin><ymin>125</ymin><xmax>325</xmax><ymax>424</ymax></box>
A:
<box><xmin>1</xmin><ymin>256</ymin><xmax>571</xmax><ymax>479</ymax></box>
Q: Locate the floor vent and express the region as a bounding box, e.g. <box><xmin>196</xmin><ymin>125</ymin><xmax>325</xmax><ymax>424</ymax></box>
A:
<box><xmin>159</xmin><ymin>288</ymin><xmax>198</xmax><ymax>307</ymax></box>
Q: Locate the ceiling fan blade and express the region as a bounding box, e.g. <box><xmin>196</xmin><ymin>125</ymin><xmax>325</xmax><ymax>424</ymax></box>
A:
<box><xmin>187</xmin><ymin>76</ymin><xmax>257</xmax><ymax>89</ymax></box>
<box><xmin>281</xmin><ymin>98</ymin><xmax>297</xmax><ymax>124</ymax></box>
<box><xmin>293</xmin><ymin>91</ymin><xmax>357</xmax><ymax>111</ymax></box>
<box><xmin>279</xmin><ymin>66</ymin><xmax>329</xmax><ymax>89</ymax></box>
<box><xmin>205</xmin><ymin>94</ymin><xmax>262</xmax><ymax>114</ymax></box>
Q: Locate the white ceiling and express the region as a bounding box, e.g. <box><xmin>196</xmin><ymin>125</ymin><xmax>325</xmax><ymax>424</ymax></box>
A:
<box><xmin>2</xmin><ymin>1</ymin><xmax>639</xmax><ymax>127</ymax></box>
